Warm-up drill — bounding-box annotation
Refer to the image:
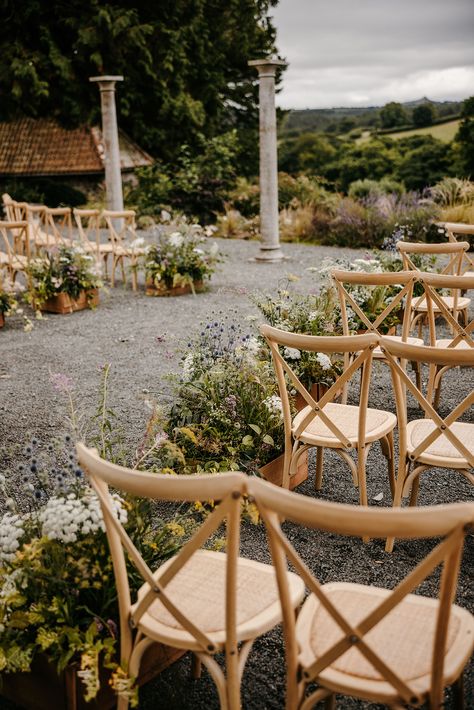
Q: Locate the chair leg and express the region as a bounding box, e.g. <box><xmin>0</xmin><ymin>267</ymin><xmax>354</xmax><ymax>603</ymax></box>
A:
<box><xmin>191</xmin><ymin>653</ymin><xmax>202</xmax><ymax>679</ymax></box>
<box><xmin>120</xmin><ymin>257</ymin><xmax>127</xmax><ymax>285</ymax></box>
<box><xmin>380</xmin><ymin>433</ymin><xmax>395</xmax><ymax>500</ymax></box>
<box><xmin>131</xmin><ymin>259</ymin><xmax>138</xmax><ymax>291</ymax></box>
<box><xmin>452</xmin><ymin>673</ymin><xmax>465</xmax><ymax>710</ymax></box>
<box><xmin>315</xmin><ymin>447</ymin><xmax>323</xmax><ymax>490</ymax></box>
<box><xmin>324</xmin><ymin>694</ymin><xmax>336</xmax><ymax>710</ymax></box>
<box><xmin>385</xmin><ymin>458</ymin><xmax>408</xmax><ymax>553</ymax></box>
<box><xmin>357</xmin><ymin>446</ymin><xmax>368</xmax><ymax>507</ymax></box>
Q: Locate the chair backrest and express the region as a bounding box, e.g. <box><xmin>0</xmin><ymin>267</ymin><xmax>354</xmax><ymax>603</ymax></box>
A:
<box><xmin>0</xmin><ymin>220</ymin><xmax>31</xmax><ymax>266</ymax></box>
<box><xmin>74</xmin><ymin>208</ymin><xmax>100</xmax><ymax>249</ymax></box>
<box><xmin>379</xmin><ymin>336</ymin><xmax>474</xmax><ymax>469</ymax></box>
<box><xmin>416</xmin><ymin>272</ymin><xmax>474</xmax><ymax>348</ymax></box>
<box><xmin>102</xmin><ymin>209</ymin><xmax>137</xmax><ymax>247</ymax></box>
<box><xmin>332</xmin><ymin>269</ymin><xmax>417</xmax><ymax>339</ymax></box>
<box><xmin>76</xmin><ymin>443</ymin><xmax>248</xmax><ymax>662</ymax></box>
<box><xmin>43</xmin><ymin>206</ymin><xmax>73</xmax><ymax>243</ymax></box>
<box><xmin>397</xmin><ymin>240</ymin><xmax>469</xmax><ymax>277</ymax></box>
<box><xmin>260</xmin><ymin>325</ymin><xmax>379</xmax><ymax>449</ymax></box>
<box><xmin>440</xmin><ymin>222</ymin><xmax>474</xmax><ymax>275</ymax></box>
<box><xmin>245</xmin><ymin>475</ymin><xmax>474</xmax><ymax>708</ymax></box>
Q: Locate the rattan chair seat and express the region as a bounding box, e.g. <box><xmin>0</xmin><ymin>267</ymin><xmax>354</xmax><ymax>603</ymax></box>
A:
<box><xmin>411</xmin><ymin>295</ymin><xmax>470</xmax><ymax>312</ymax></box>
<box><xmin>297</xmin><ymin>582</ymin><xmax>474</xmax><ymax>702</ymax></box>
<box><xmin>292</xmin><ymin>402</ymin><xmax>396</xmax><ymax>447</ymax></box>
<box><xmin>133</xmin><ymin>549</ymin><xmax>305</xmax><ymax>650</ymax></box>
<box><xmin>406</xmin><ymin>419</ymin><xmax>474</xmax><ymax>468</ymax></box>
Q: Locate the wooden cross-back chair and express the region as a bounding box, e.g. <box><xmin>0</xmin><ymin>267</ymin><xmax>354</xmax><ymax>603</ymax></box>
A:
<box><xmin>417</xmin><ymin>272</ymin><xmax>474</xmax><ymax>406</ymax></box>
<box><xmin>76</xmin><ymin>443</ymin><xmax>305</xmax><ymax>710</ymax></box>
<box><xmin>260</xmin><ymin>326</ymin><xmax>397</xmax><ymax>505</ymax></box>
<box><xmin>42</xmin><ymin>206</ymin><xmax>73</xmax><ymax>246</ymax></box>
<box><xmin>332</xmin><ymin>268</ymin><xmax>423</xmax><ymax>389</ymax></box>
<box><xmin>0</xmin><ymin>220</ymin><xmax>32</xmax><ymax>284</ymax></box>
<box><xmin>2</xmin><ymin>195</ymin><xmax>30</xmax><ymax>255</ymax></box>
<box><xmin>397</xmin><ymin>241</ymin><xmax>471</xmax><ymax>337</ymax></box>
<box><xmin>73</xmin><ymin>208</ymin><xmax>113</xmax><ymax>276</ymax></box>
<box><xmin>440</xmin><ymin>222</ymin><xmax>474</xmax><ymax>279</ymax></box>
<box><xmin>102</xmin><ymin>209</ymin><xmax>144</xmax><ymax>290</ymax></box>
<box><xmin>379</xmin><ymin>336</ymin><xmax>474</xmax><ymax>553</ymax></box>
<box><xmin>23</xmin><ymin>204</ymin><xmax>59</xmax><ymax>255</ymax></box>
<box><xmin>246</xmin><ymin>475</ymin><xmax>474</xmax><ymax>709</ymax></box>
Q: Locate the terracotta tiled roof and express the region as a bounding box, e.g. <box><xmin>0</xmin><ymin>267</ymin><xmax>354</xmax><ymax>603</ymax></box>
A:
<box><xmin>0</xmin><ymin>118</ymin><xmax>153</xmax><ymax>177</ymax></box>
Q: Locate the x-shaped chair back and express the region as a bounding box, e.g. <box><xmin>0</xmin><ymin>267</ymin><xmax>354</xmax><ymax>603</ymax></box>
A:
<box><xmin>418</xmin><ymin>272</ymin><xmax>474</xmax><ymax>349</ymax></box>
<box><xmin>0</xmin><ymin>220</ymin><xmax>31</xmax><ymax>279</ymax></box>
<box><xmin>260</xmin><ymin>325</ymin><xmax>378</xmax><ymax>450</ymax></box>
<box><xmin>102</xmin><ymin>209</ymin><xmax>137</xmax><ymax>248</ymax></box>
<box><xmin>380</xmin><ymin>337</ymin><xmax>474</xmax><ymax>469</ymax></box>
<box><xmin>73</xmin><ymin>208</ymin><xmax>100</xmax><ymax>250</ymax></box>
<box><xmin>247</xmin><ymin>475</ymin><xmax>474</xmax><ymax>709</ymax></box>
<box><xmin>332</xmin><ymin>269</ymin><xmax>417</xmax><ymax>339</ymax></box>
<box><xmin>43</xmin><ymin>206</ymin><xmax>73</xmax><ymax>244</ymax></box>
<box><xmin>397</xmin><ymin>240</ymin><xmax>468</xmax><ymax>280</ymax></box>
<box><xmin>441</xmin><ymin>222</ymin><xmax>474</xmax><ymax>275</ymax></box>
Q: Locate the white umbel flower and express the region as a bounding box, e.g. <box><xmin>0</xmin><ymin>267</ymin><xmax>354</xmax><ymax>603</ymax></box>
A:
<box><xmin>0</xmin><ymin>513</ymin><xmax>25</xmax><ymax>563</ymax></box>
<box><xmin>264</xmin><ymin>395</ymin><xmax>284</xmax><ymax>419</ymax></box>
<box><xmin>168</xmin><ymin>232</ymin><xmax>184</xmax><ymax>248</ymax></box>
<box><xmin>284</xmin><ymin>347</ymin><xmax>301</xmax><ymax>360</ymax></box>
<box><xmin>316</xmin><ymin>352</ymin><xmax>332</xmax><ymax>371</ymax></box>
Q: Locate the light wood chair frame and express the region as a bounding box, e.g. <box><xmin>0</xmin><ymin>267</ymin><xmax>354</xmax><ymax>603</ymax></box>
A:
<box><xmin>260</xmin><ymin>325</ymin><xmax>396</xmax><ymax>503</ymax></box>
<box><xmin>76</xmin><ymin>443</ymin><xmax>304</xmax><ymax>710</ymax></box>
<box><xmin>102</xmin><ymin>210</ymin><xmax>143</xmax><ymax>290</ymax></box>
<box><xmin>397</xmin><ymin>241</ymin><xmax>471</xmax><ymax>337</ymax></box>
<box><xmin>332</xmin><ymin>268</ymin><xmax>422</xmax><ymax>389</ymax></box>
<box><xmin>43</xmin><ymin>206</ymin><xmax>73</xmax><ymax>245</ymax></box>
<box><xmin>73</xmin><ymin>208</ymin><xmax>112</xmax><ymax>277</ymax></box>
<box><xmin>417</xmin><ymin>271</ymin><xmax>474</xmax><ymax>406</ymax></box>
<box><xmin>245</xmin><ymin>475</ymin><xmax>474</xmax><ymax>709</ymax></box>
<box><xmin>440</xmin><ymin>222</ymin><xmax>474</xmax><ymax>278</ymax></box>
<box><xmin>379</xmin><ymin>337</ymin><xmax>474</xmax><ymax>551</ymax></box>
<box><xmin>0</xmin><ymin>220</ymin><xmax>32</xmax><ymax>284</ymax></box>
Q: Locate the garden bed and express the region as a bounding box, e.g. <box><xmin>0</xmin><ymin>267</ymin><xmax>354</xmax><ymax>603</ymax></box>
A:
<box><xmin>40</xmin><ymin>289</ymin><xmax>100</xmax><ymax>314</ymax></box>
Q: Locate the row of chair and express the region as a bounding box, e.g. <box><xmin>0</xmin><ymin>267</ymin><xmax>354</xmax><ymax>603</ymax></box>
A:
<box><xmin>1</xmin><ymin>194</ymin><xmax>144</xmax><ymax>290</ymax></box>
<box><xmin>78</xmin><ymin>439</ymin><xmax>474</xmax><ymax>710</ymax></box>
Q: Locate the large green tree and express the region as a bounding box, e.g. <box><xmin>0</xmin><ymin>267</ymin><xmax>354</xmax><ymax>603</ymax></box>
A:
<box><xmin>455</xmin><ymin>96</ymin><xmax>474</xmax><ymax>177</ymax></box>
<box><xmin>379</xmin><ymin>102</ymin><xmax>408</xmax><ymax>129</ymax></box>
<box><xmin>0</xmin><ymin>0</ymin><xmax>279</xmax><ymax>170</ymax></box>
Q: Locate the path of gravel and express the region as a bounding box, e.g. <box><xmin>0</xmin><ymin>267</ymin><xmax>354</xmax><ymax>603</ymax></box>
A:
<box><xmin>0</xmin><ymin>237</ymin><xmax>473</xmax><ymax>709</ymax></box>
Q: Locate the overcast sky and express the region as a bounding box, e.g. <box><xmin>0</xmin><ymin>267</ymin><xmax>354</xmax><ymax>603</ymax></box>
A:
<box><xmin>270</xmin><ymin>0</ymin><xmax>474</xmax><ymax>109</ymax></box>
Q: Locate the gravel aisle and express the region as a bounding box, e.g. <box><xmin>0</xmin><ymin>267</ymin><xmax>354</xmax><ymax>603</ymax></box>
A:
<box><xmin>0</xmin><ymin>237</ymin><xmax>472</xmax><ymax>709</ymax></box>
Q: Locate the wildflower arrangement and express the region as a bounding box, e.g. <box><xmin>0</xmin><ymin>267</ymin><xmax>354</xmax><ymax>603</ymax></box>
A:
<box><xmin>0</xmin><ymin>363</ymin><xmax>196</xmax><ymax>704</ymax></box>
<box><xmin>144</xmin><ymin>222</ymin><xmax>221</xmax><ymax>293</ymax></box>
<box><xmin>27</xmin><ymin>245</ymin><xmax>102</xmax><ymax>305</ymax></box>
<box><xmin>0</xmin><ymin>277</ymin><xmax>17</xmax><ymax>315</ymax></box>
<box><xmin>252</xmin><ymin>286</ymin><xmax>344</xmax><ymax>389</ymax></box>
<box><xmin>141</xmin><ymin>315</ymin><xmax>284</xmax><ymax>473</ymax></box>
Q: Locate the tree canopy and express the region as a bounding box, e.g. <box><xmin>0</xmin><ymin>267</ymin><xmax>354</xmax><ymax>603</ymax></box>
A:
<box><xmin>0</xmin><ymin>0</ymin><xmax>279</xmax><ymax>169</ymax></box>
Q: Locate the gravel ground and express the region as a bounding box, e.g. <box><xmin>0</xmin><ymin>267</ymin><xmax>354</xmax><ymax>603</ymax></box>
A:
<box><xmin>0</xmin><ymin>236</ymin><xmax>473</xmax><ymax>709</ymax></box>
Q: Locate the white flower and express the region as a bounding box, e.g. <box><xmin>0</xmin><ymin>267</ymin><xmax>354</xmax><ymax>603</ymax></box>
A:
<box><xmin>168</xmin><ymin>232</ymin><xmax>184</xmax><ymax>248</ymax></box>
<box><xmin>182</xmin><ymin>353</ymin><xmax>195</xmax><ymax>381</ymax></box>
<box><xmin>0</xmin><ymin>513</ymin><xmax>25</xmax><ymax>563</ymax></box>
<box><xmin>284</xmin><ymin>347</ymin><xmax>301</xmax><ymax>360</ymax></box>
<box><xmin>316</xmin><ymin>353</ymin><xmax>332</xmax><ymax>371</ymax></box>
<box><xmin>161</xmin><ymin>209</ymin><xmax>171</xmax><ymax>222</ymax></box>
<box><xmin>264</xmin><ymin>395</ymin><xmax>284</xmax><ymax>419</ymax></box>
<box><xmin>130</xmin><ymin>237</ymin><xmax>145</xmax><ymax>251</ymax></box>
<box><xmin>244</xmin><ymin>337</ymin><xmax>260</xmax><ymax>356</ymax></box>
<box><xmin>39</xmin><ymin>490</ymin><xmax>127</xmax><ymax>543</ymax></box>
<box><xmin>193</xmin><ymin>248</ymin><xmax>204</xmax><ymax>255</ymax></box>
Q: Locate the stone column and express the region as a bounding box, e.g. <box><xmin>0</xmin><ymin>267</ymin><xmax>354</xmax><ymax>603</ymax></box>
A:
<box><xmin>248</xmin><ymin>58</ymin><xmax>286</xmax><ymax>262</ymax></box>
<box><xmin>89</xmin><ymin>75</ymin><xmax>124</xmax><ymax>213</ymax></box>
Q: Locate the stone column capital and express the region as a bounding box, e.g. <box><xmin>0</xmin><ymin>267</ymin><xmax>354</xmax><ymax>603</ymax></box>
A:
<box><xmin>89</xmin><ymin>75</ymin><xmax>124</xmax><ymax>92</ymax></box>
<box><xmin>248</xmin><ymin>58</ymin><xmax>287</xmax><ymax>78</ymax></box>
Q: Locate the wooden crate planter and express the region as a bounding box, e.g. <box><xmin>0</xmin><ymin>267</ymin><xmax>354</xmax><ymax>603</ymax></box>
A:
<box><xmin>145</xmin><ymin>280</ymin><xmax>204</xmax><ymax>297</ymax></box>
<box><xmin>259</xmin><ymin>450</ymin><xmax>308</xmax><ymax>490</ymax></box>
<box><xmin>41</xmin><ymin>289</ymin><xmax>99</xmax><ymax>314</ymax></box>
<box><xmin>0</xmin><ymin>312</ymin><xmax>5</xmax><ymax>329</ymax></box>
<box><xmin>0</xmin><ymin>642</ymin><xmax>184</xmax><ymax>710</ymax></box>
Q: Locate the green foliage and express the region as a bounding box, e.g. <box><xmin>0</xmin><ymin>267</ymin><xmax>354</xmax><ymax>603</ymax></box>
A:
<box><xmin>278</xmin><ymin>132</ymin><xmax>337</xmax><ymax>174</ymax></box>
<box><xmin>455</xmin><ymin>96</ymin><xmax>474</xmax><ymax>177</ymax></box>
<box><xmin>0</xmin><ymin>0</ymin><xmax>279</xmax><ymax>173</ymax></box>
<box><xmin>379</xmin><ymin>102</ymin><xmax>409</xmax><ymax>129</ymax></box>
<box><xmin>395</xmin><ymin>136</ymin><xmax>453</xmax><ymax>191</ymax></box>
<box><xmin>412</xmin><ymin>103</ymin><xmax>435</xmax><ymax>128</ymax></box>
<box><xmin>128</xmin><ymin>131</ymin><xmax>239</xmax><ymax>222</ymax></box>
<box><xmin>348</xmin><ymin>177</ymin><xmax>405</xmax><ymax>200</ymax></box>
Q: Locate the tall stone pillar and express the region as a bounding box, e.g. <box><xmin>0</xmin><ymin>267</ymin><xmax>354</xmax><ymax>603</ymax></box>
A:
<box><xmin>248</xmin><ymin>58</ymin><xmax>286</xmax><ymax>262</ymax></box>
<box><xmin>89</xmin><ymin>75</ymin><xmax>124</xmax><ymax>213</ymax></box>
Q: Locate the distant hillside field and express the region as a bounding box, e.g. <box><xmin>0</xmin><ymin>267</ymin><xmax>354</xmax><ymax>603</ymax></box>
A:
<box><xmin>362</xmin><ymin>119</ymin><xmax>460</xmax><ymax>143</ymax></box>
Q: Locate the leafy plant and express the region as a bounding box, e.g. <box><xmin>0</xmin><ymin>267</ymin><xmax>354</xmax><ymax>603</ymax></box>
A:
<box><xmin>27</xmin><ymin>246</ymin><xmax>102</xmax><ymax>306</ymax></box>
<box><xmin>143</xmin><ymin>222</ymin><xmax>222</xmax><ymax>292</ymax></box>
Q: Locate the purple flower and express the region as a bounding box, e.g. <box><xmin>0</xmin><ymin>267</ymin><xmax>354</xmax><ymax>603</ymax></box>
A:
<box><xmin>50</xmin><ymin>372</ymin><xmax>74</xmax><ymax>393</ymax></box>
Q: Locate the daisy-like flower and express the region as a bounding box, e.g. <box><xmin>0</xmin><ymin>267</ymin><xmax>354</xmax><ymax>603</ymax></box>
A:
<box><xmin>284</xmin><ymin>347</ymin><xmax>301</xmax><ymax>360</ymax></box>
<box><xmin>316</xmin><ymin>352</ymin><xmax>332</xmax><ymax>371</ymax></box>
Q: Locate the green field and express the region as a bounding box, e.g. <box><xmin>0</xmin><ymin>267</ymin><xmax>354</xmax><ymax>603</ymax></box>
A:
<box><xmin>357</xmin><ymin>119</ymin><xmax>460</xmax><ymax>144</ymax></box>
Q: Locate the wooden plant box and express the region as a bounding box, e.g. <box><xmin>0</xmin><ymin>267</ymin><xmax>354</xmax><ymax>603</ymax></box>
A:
<box><xmin>258</xmin><ymin>450</ymin><xmax>308</xmax><ymax>490</ymax></box>
<box><xmin>0</xmin><ymin>642</ymin><xmax>184</xmax><ymax>710</ymax></box>
<box><xmin>145</xmin><ymin>280</ymin><xmax>204</xmax><ymax>297</ymax></box>
<box><xmin>294</xmin><ymin>383</ymin><xmax>328</xmax><ymax>412</ymax></box>
<box><xmin>41</xmin><ymin>289</ymin><xmax>99</xmax><ymax>314</ymax></box>
<box><xmin>0</xmin><ymin>312</ymin><xmax>5</xmax><ymax>329</ymax></box>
